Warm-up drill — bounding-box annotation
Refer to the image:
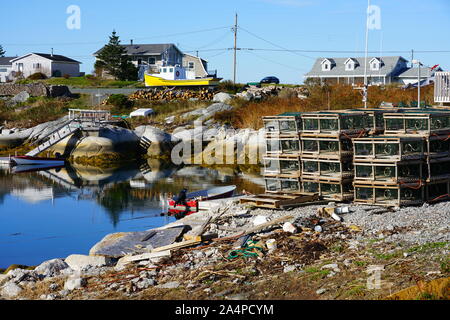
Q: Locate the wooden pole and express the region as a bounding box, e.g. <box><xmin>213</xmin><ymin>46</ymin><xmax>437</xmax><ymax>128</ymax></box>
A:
<box><xmin>233</xmin><ymin>13</ymin><xmax>238</xmax><ymax>84</ymax></box>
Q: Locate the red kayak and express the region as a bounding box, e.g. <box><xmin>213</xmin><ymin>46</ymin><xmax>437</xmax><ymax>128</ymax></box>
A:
<box><xmin>168</xmin><ymin>185</ymin><xmax>236</xmax><ymax>218</ymax></box>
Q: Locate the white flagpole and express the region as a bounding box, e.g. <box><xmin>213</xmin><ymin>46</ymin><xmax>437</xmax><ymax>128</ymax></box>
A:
<box><xmin>363</xmin><ymin>0</ymin><xmax>371</xmax><ymax>108</ymax></box>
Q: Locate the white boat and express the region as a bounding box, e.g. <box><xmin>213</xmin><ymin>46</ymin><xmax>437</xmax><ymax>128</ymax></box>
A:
<box><xmin>12</xmin><ymin>156</ymin><xmax>65</xmax><ymax>166</ymax></box>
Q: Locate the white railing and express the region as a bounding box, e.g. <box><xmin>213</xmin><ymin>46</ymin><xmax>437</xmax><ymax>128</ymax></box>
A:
<box><xmin>435</xmin><ymin>72</ymin><xmax>450</xmax><ymax>103</ymax></box>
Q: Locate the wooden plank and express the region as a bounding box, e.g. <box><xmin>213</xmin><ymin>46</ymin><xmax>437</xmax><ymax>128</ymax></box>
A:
<box><xmin>229</xmin><ymin>215</ymin><xmax>294</xmax><ymax>238</ymax></box>
<box><xmin>151</xmin><ymin>239</ymin><xmax>202</xmax><ymax>252</ymax></box>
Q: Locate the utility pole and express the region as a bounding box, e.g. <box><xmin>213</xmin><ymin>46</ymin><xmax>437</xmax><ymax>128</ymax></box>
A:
<box><xmin>233</xmin><ymin>13</ymin><xmax>238</xmax><ymax>84</ymax></box>
<box><xmin>411</xmin><ymin>49</ymin><xmax>414</xmax><ymax>67</ymax></box>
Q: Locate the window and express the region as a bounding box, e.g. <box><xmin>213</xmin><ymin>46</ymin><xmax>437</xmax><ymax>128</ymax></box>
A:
<box><xmin>33</xmin><ymin>63</ymin><xmax>41</xmax><ymax>69</ymax></box>
<box><xmin>163</xmin><ymin>68</ymin><xmax>167</xmax><ymax>73</ymax></box>
<box><xmin>188</xmin><ymin>62</ymin><xmax>195</xmax><ymax>69</ymax></box>
<box><xmin>17</xmin><ymin>63</ymin><xmax>23</xmax><ymax>72</ymax></box>
<box><xmin>346</xmin><ymin>62</ymin><xmax>354</xmax><ymax>71</ymax></box>
<box><xmin>169</xmin><ymin>68</ymin><xmax>174</xmax><ymax>73</ymax></box>
<box><xmin>149</xmin><ymin>57</ymin><xmax>156</xmax><ymax>65</ymax></box>
<box><xmin>0</xmin><ymin>68</ymin><xmax>7</xmax><ymax>72</ymax></box>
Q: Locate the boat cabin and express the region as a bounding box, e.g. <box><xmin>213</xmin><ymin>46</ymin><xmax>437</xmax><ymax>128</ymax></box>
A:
<box><xmin>150</xmin><ymin>65</ymin><xmax>196</xmax><ymax>80</ymax></box>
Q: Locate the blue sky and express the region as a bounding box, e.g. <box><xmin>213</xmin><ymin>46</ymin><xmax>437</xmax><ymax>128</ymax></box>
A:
<box><xmin>1</xmin><ymin>0</ymin><xmax>449</xmax><ymax>83</ymax></box>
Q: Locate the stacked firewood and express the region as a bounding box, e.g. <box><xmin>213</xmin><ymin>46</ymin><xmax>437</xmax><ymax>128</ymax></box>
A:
<box><xmin>128</xmin><ymin>88</ymin><xmax>215</xmax><ymax>101</ymax></box>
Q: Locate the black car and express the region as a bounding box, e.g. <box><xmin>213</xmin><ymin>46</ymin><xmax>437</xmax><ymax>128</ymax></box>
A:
<box><xmin>260</xmin><ymin>76</ymin><xmax>280</xmax><ymax>84</ymax></box>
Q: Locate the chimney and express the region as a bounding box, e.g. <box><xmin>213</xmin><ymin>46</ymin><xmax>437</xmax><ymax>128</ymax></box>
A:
<box><xmin>51</xmin><ymin>48</ymin><xmax>54</xmax><ymax>57</ymax></box>
<box><xmin>131</xmin><ymin>39</ymin><xmax>133</xmax><ymax>45</ymax></box>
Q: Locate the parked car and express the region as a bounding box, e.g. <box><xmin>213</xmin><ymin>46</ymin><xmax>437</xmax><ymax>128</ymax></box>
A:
<box><xmin>260</xmin><ymin>76</ymin><xmax>280</xmax><ymax>84</ymax></box>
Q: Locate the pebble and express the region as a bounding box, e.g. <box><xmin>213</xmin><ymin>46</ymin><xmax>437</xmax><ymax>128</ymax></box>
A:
<box><xmin>316</xmin><ymin>288</ymin><xmax>327</xmax><ymax>295</ymax></box>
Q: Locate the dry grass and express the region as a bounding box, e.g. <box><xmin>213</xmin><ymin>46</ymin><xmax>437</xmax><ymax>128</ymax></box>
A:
<box><xmin>221</xmin><ymin>84</ymin><xmax>435</xmax><ymax>130</ymax></box>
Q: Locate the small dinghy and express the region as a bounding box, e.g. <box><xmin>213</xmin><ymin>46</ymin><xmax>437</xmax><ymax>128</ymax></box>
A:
<box><xmin>168</xmin><ymin>185</ymin><xmax>236</xmax><ymax>218</ymax></box>
<box><xmin>12</xmin><ymin>156</ymin><xmax>65</xmax><ymax>166</ymax></box>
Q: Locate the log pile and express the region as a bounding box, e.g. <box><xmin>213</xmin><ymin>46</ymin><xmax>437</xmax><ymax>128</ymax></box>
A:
<box><xmin>128</xmin><ymin>88</ymin><xmax>215</xmax><ymax>101</ymax></box>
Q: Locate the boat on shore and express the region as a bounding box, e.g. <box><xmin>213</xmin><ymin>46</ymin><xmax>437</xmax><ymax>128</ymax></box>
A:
<box><xmin>144</xmin><ymin>65</ymin><xmax>221</xmax><ymax>87</ymax></box>
<box><xmin>168</xmin><ymin>185</ymin><xmax>236</xmax><ymax>217</ymax></box>
<box><xmin>12</xmin><ymin>156</ymin><xmax>65</xmax><ymax>166</ymax></box>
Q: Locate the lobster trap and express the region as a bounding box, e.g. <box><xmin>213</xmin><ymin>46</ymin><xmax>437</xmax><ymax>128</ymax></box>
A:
<box><xmin>264</xmin><ymin>177</ymin><xmax>302</xmax><ymax>193</ymax></box>
<box><xmin>263</xmin><ymin>156</ymin><xmax>301</xmax><ymax>178</ymax></box>
<box><xmin>265</xmin><ymin>137</ymin><xmax>301</xmax><ymax>156</ymax></box>
<box><xmin>353</xmin><ymin>136</ymin><xmax>425</xmax><ymax>162</ymax></box>
<box><xmin>426</xmin><ymin>134</ymin><xmax>450</xmax><ymax>158</ymax></box>
<box><xmin>383</xmin><ymin>110</ymin><xmax>450</xmax><ymax>136</ymax></box>
<box><xmin>263</xmin><ymin>113</ymin><xmax>302</xmax><ymax>137</ymax></box>
<box><xmin>353</xmin><ymin>183</ymin><xmax>425</xmax><ymax>207</ymax></box>
<box><xmin>300</xmin><ymin>136</ymin><xmax>353</xmax><ymax>160</ymax></box>
<box><xmin>426</xmin><ymin>157</ymin><xmax>450</xmax><ymax>182</ymax></box>
<box><xmin>354</xmin><ymin>161</ymin><xmax>424</xmax><ymax>184</ymax></box>
<box><xmin>302</xmin><ymin>178</ymin><xmax>353</xmax><ymax>201</ymax></box>
<box><xmin>426</xmin><ymin>180</ymin><xmax>450</xmax><ymax>203</ymax></box>
<box><xmin>301</xmin><ymin>158</ymin><xmax>353</xmax><ymax>180</ymax></box>
<box><xmin>300</xmin><ymin>111</ymin><xmax>370</xmax><ymax>136</ymax></box>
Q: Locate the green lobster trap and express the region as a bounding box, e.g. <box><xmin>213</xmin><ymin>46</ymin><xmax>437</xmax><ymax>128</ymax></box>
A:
<box><xmin>383</xmin><ymin>110</ymin><xmax>450</xmax><ymax>136</ymax></box>
<box><xmin>263</xmin><ymin>156</ymin><xmax>301</xmax><ymax>178</ymax></box>
<box><xmin>426</xmin><ymin>180</ymin><xmax>450</xmax><ymax>203</ymax></box>
<box><xmin>265</xmin><ymin>137</ymin><xmax>301</xmax><ymax>156</ymax></box>
<box><xmin>302</xmin><ymin>178</ymin><xmax>353</xmax><ymax>201</ymax></box>
<box><xmin>354</xmin><ymin>161</ymin><xmax>424</xmax><ymax>184</ymax></box>
<box><xmin>426</xmin><ymin>135</ymin><xmax>450</xmax><ymax>158</ymax></box>
<box><xmin>301</xmin><ymin>158</ymin><xmax>353</xmax><ymax>180</ymax></box>
<box><xmin>300</xmin><ymin>111</ymin><xmax>370</xmax><ymax>136</ymax></box>
<box><xmin>426</xmin><ymin>157</ymin><xmax>450</xmax><ymax>182</ymax></box>
<box><xmin>353</xmin><ymin>136</ymin><xmax>425</xmax><ymax>162</ymax></box>
<box><xmin>264</xmin><ymin>177</ymin><xmax>301</xmax><ymax>193</ymax></box>
<box><xmin>263</xmin><ymin>113</ymin><xmax>302</xmax><ymax>137</ymax></box>
<box><xmin>354</xmin><ymin>183</ymin><xmax>425</xmax><ymax>207</ymax></box>
<box><xmin>300</xmin><ymin>136</ymin><xmax>353</xmax><ymax>160</ymax></box>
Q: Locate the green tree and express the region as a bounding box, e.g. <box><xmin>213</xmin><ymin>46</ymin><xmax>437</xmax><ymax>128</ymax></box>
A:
<box><xmin>94</xmin><ymin>31</ymin><xmax>138</xmax><ymax>81</ymax></box>
<box><xmin>0</xmin><ymin>45</ymin><xmax>5</xmax><ymax>57</ymax></box>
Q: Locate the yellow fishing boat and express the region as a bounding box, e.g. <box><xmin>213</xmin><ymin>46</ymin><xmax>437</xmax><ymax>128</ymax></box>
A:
<box><xmin>144</xmin><ymin>65</ymin><xmax>221</xmax><ymax>87</ymax></box>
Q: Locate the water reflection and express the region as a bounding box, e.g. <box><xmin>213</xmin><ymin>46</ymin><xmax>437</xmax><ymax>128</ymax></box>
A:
<box><xmin>0</xmin><ymin>160</ymin><xmax>264</xmax><ymax>268</ymax></box>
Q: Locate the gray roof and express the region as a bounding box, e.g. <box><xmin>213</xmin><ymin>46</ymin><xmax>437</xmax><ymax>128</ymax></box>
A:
<box><xmin>397</xmin><ymin>66</ymin><xmax>443</xmax><ymax>78</ymax></box>
<box><xmin>305</xmin><ymin>56</ymin><xmax>408</xmax><ymax>77</ymax></box>
<box><xmin>0</xmin><ymin>56</ymin><xmax>15</xmax><ymax>66</ymax></box>
<box><xmin>10</xmin><ymin>53</ymin><xmax>81</xmax><ymax>64</ymax></box>
<box><xmin>94</xmin><ymin>43</ymin><xmax>181</xmax><ymax>56</ymax></box>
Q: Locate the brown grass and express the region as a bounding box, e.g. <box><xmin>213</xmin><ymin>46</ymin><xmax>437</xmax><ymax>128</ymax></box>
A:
<box><xmin>220</xmin><ymin>84</ymin><xmax>435</xmax><ymax>130</ymax></box>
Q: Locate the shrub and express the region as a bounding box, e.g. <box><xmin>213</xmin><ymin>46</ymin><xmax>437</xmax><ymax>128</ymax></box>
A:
<box><xmin>27</xmin><ymin>72</ymin><xmax>47</xmax><ymax>80</ymax></box>
<box><xmin>218</xmin><ymin>80</ymin><xmax>245</xmax><ymax>94</ymax></box>
<box><xmin>106</xmin><ymin>94</ymin><xmax>134</xmax><ymax>112</ymax></box>
<box><xmin>63</xmin><ymin>74</ymin><xmax>71</xmax><ymax>79</ymax></box>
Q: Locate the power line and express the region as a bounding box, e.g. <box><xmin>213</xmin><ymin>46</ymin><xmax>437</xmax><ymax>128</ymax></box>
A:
<box><xmin>238</xmin><ymin>26</ymin><xmax>316</xmax><ymax>60</ymax></box>
<box><xmin>245</xmin><ymin>50</ymin><xmax>307</xmax><ymax>72</ymax></box>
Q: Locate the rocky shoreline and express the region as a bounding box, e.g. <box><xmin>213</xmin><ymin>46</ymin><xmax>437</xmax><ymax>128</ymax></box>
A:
<box><xmin>1</xmin><ymin>197</ymin><xmax>448</xmax><ymax>300</ymax></box>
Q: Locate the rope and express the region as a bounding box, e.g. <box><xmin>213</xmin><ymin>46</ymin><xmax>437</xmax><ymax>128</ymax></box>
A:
<box><xmin>342</xmin><ymin>129</ymin><xmax>366</xmax><ymax>140</ymax></box>
<box><xmin>431</xmin><ymin>133</ymin><xmax>450</xmax><ymax>141</ymax></box>
<box><xmin>399</xmin><ymin>179</ymin><xmax>423</xmax><ymax>190</ymax></box>
<box><xmin>429</xmin><ymin>193</ymin><xmax>450</xmax><ymax>202</ymax></box>
<box><xmin>226</xmin><ymin>240</ymin><xmax>264</xmax><ymax>259</ymax></box>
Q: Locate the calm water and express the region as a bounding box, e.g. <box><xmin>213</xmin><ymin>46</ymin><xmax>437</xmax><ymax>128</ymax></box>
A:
<box><xmin>0</xmin><ymin>160</ymin><xmax>264</xmax><ymax>269</ymax></box>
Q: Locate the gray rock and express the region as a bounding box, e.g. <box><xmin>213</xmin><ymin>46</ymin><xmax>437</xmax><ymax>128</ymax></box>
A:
<box><xmin>137</xmin><ymin>279</ymin><xmax>156</xmax><ymax>289</ymax></box>
<box><xmin>35</xmin><ymin>258</ymin><xmax>71</xmax><ymax>278</ymax></box>
<box><xmin>64</xmin><ymin>277</ymin><xmax>87</xmax><ymax>291</ymax></box>
<box><xmin>213</xmin><ymin>92</ymin><xmax>233</xmax><ymax>103</ymax></box>
<box><xmin>1</xmin><ymin>282</ymin><xmax>23</xmax><ymax>298</ymax></box>
<box><xmin>11</xmin><ymin>91</ymin><xmax>30</xmax><ymax>104</ymax></box>
<box><xmin>64</xmin><ymin>254</ymin><xmax>112</xmax><ymax>272</ymax></box>
<box><xmin>316</xmin><ymin>288</ymin><xmax>327</xmax><ymax>295</ymax></box>
<box><xmin>157</xmin><ymin>281</ymin><xmax>180</xmax><ymax>289</ymax></box>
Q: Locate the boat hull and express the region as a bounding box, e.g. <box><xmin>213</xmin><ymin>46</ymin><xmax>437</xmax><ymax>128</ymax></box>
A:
<box><xmin>12</xmin><ymin>156</ymin><xmax>65</xmax><ymax>166</ymax></box>
<box><xmin>167</xmin><ymin>185</ymin><xmax>236</xmax><ymax>217</ymax></box>
<box><xmin>144</xmin><ymin>74</ymin><xmax>221</xmax><ymax>87</ymax></box>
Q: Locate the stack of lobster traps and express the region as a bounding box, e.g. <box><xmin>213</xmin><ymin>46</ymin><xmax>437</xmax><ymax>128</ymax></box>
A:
<box><xmin>298</xmin><ymin>111</ymin><xmax>371</xmax><ymax>201</ymax></box>
<box><xmin>263</xmin><ymin>113</ymin><xmax>302</xmax><ymax>194</ymax></box>
<box><xmin>353</xmin><ymin>109</ymin><xmax>450</xmax><ymax>206</ymax></box>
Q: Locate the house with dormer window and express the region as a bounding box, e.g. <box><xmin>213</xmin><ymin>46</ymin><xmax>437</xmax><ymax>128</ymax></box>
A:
<box><xmin>304</xmin><ymin>56</ymin><xmax>410</xmax><ymax>85</ymax></box>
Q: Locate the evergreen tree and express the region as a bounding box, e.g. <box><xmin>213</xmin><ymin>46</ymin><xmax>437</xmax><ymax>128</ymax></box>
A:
<box><xmin>95</xmin><ymin>31</ymin><xmax>138</xmax><ymax>81</ymax></box>
<box><xmin>0</xmin><ymin>45</ymin><xmax>5</xmax><ymax>57</ymax></box>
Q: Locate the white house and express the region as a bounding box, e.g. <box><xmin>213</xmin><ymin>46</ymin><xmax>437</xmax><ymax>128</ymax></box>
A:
<box><xmin>10</xmin><ymin>53</ymin><xmax>81</xmax><ymax>78</ymax></box>
<box><xmin>182</xmin><ymin>54</ymin><xmax>211</xmax><ymax>78</ymax></box>
<box><xmin>396</xmin><ymin>66</ymin><xmax>443</xmax><ymax>85</ymax></box>
<box><xmin>0</xmin><ymin>57</ymin><xmax>14</xmax><ymax>82</ymax></box>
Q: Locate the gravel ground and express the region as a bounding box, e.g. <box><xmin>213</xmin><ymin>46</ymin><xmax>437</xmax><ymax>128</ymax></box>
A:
<box><xmin>246</xmin><ymin>201</ymin><xmax>450</xmax><ymax>245</ymax></box>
